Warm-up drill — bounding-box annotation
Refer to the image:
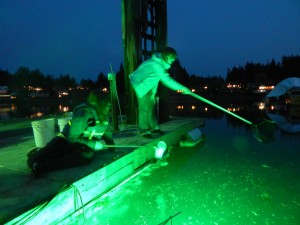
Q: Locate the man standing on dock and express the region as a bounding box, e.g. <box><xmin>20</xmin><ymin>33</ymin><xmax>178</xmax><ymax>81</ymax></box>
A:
<box><xmin>129</xmin><ymin>47</ymin><xmax>192</xmax><ymax>138</ymax></box>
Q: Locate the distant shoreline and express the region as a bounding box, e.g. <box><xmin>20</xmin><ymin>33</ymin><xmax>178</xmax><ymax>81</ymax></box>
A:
<box><xmin>0</xmin><ymin>93</ymin><xmax>267</xmax><ymax>122</ymax></box>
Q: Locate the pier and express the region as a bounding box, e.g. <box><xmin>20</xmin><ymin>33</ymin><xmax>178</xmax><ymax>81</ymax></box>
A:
<box><xmin>0</xmin><ymin>116</ymin><xmax>204</xmax><ymax>224</ymax></box>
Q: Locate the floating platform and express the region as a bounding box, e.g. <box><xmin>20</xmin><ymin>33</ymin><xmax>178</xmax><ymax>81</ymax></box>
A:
<box><xmin>0</xmin><ymin>117</ymin><xmax>204</xmax><ymax>224</ymax></box>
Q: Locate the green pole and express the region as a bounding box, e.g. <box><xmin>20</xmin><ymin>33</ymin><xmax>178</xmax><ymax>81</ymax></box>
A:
<box><xmin>189</xmin><ymin>93</ymin><xmax>253</xmax><ymax>125</ymax></box>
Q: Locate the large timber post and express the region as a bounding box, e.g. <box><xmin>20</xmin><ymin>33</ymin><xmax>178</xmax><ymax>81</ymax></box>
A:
<box><xmin>122</xmin><ymin>0</ymin><xmax>168</xmax><ymax>124</ymax></box>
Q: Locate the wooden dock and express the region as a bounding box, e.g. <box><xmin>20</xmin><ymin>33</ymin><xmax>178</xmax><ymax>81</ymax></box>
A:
<box><xmin>0</xmin><ymin>117</ymin><xmax>204</xmax><ymax>224</ymax></box>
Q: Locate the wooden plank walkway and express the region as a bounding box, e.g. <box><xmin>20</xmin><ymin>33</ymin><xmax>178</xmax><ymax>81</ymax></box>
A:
<box><xmin>0</xmin><ymin>117</ymin><xmax>204</xmax><ymax>224</ymax></box>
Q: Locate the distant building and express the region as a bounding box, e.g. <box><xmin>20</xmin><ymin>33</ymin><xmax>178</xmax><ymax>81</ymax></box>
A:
<box><xmin>0</xmin><ymin>86</ymin><xmax>9</xmax><ymax>94</ymax></box>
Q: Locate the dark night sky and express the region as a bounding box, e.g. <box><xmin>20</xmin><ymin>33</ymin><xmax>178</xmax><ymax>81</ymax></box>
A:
<box><xmin>1</xmin><ymin>0</ymin><xmax>300</xmax><ymax>82</ymax></box>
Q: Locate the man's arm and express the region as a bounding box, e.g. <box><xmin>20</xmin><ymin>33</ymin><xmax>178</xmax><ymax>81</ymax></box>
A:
<box><xmin>68</xmin><ymin>108</ymin><xmax>99</xmax><ymax>150</ymax></box>
<box><xmin>160</xmin><ymin>75</ymin><xmax>192</xmax><ymax>94</ymax></box>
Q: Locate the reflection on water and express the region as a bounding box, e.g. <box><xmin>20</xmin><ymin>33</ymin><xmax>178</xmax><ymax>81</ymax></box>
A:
<box><xmin>0</xmin><ymin>104</ymin><xmax>17</xmax><ymax>120</ymax></box>
<box><xmin>0</xmin><ymin>102</ymin><xmax>72</xmax><ymax>120</ymax></box>
<box><xmin>267</xmin><ymin>105</ymin><xmax>300</xmax><ymax>133</ymax></box>
<box><xmin>171</xmin><ymin>100</ymin><xmax>300</xmax><ymax>136</ymax></box>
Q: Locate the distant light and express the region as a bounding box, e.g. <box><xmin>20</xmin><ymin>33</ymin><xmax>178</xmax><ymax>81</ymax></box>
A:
<box><xmin>258</xmin><ymin>85</ymin><xmax>274</xmax><ymax>92</ymax></box>
<box><xmin>77</xmin><ymin>86</ymin><xmax>85</xmax><ymax>90</ymax></box>
<box><xmin>35</xmin><ymin>87</ymin><xmax>43</xmax><ymax>91</ymax></box>
<box><xmin>191</xmin><ymin>105</ymin><xmax>196</xmax><ymax>110</ymax></box>
<box><xmin>227</xmin><ymin>107</ymin><xmax>240</xmax><ymax>112</ymax></box>
<box><xmin>59</xmin><ymin>104</ymin><xmax>70</xmax><ymax>112</ymax></box>
<box><xmin>227</xmin><ymin>83</ymin><xmax>242</xmax><ymax>89</ymax></box>
<box><xmin>258</xmin><ymin>102</ymin><xmax>265</xmax><ymax>110</ymax></box>
<box><xmin>31</xmin><ymin>112</ymin><xmax>44</xmax><ymax>118</ymax></box>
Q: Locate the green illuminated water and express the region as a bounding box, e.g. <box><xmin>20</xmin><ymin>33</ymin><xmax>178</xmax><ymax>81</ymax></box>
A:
<box><xmin>61</xmin><ymin>117</ymin><xmax>300</xmax><ymax>225</ymax></box>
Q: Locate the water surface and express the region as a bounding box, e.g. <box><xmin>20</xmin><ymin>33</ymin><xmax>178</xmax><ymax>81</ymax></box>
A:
<box><xmin>62</xmin><ymin>117</ymin><xmax>300</xmax><ymax>225</ymax></box>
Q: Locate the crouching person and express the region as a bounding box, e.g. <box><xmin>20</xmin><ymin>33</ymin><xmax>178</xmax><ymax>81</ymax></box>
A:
<box><xmin>27</xmin><ymin>90</ymin><xmax>115</xmax><ymax>177</ymax></box>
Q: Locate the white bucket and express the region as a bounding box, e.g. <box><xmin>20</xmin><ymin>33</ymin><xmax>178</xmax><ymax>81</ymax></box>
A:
<box><xmin>187</xmin><ymin>128</ymin><xmax>202</xmax><ymax>141</ymax></box>
<box><xmin>31</xmin><ymin>118</ymin><xmax>55</xmax><ymax>147</ymax></box>
<box><xmin>57</xmin><ymin>117</ymin><xmax>71</xmax><ymax>132</ymax></box>
<box><xmin>154</xmin><ymin>141</ymin><xmax>167</xmax><ymax>159</ymax></box>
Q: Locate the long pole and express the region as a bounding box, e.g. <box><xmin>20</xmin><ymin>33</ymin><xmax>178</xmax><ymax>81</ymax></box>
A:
<box><xmin>103</xmin><ymin>144</ymin><xmax>142</xmax><ymax>148</ymax></box>
<box><xmin>189</xmin><ymin>93</ymin><xmax>253</xmax><ymax>125</ymax></box>
<box><xmin>108</xmin><ymin>72</ymin><xmax>119</xmax><ymax>131</ymax></box>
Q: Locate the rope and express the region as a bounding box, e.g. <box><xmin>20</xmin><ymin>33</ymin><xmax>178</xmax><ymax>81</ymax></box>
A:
<box><xmin>70</xmin><ymin>184</ymin><xmax>86</xmax><ymax>225</ymax></box>
<box><xmin>12</xmin><ymin>184</ymin><xmax>69</xmax><ymax>225</ymax></box>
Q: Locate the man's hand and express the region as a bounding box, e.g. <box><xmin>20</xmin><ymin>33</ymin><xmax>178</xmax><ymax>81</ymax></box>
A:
<box><xmin>181</xmin><ymin>87</ymin><xmax>193</xmax><ymax>95</ymax></box>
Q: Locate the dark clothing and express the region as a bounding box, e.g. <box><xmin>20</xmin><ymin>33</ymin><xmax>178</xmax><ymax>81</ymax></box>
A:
<box><xmin>27</xmin><ymin>103</ymin><xmax>114</xmax><ymax>174</ymax></box>
<box><xmin>27</xmin><ymin>137</ymin><xmax>94</xmax><ymax>172</ymax></box>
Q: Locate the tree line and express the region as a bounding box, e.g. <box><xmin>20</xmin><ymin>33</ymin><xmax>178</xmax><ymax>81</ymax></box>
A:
<box><xmin>1</xmin><ymin>54</ymin><xmax>299</xmax><ymax>95</ymax></box>
<box><xmin>0</xmin><ymin>66</ymin><xmax>107</xmax><ymax>91</ymax></box>
<box><xmin>166</xmin><ymin>55</ymin><xmax>300</xmax><ymax>93</ymax></box>
<box><xmin>225</xmin><ymin>55</ymin><xmax>300</xmax><ymax>85</ymax></box>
